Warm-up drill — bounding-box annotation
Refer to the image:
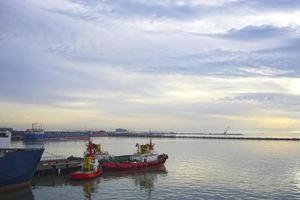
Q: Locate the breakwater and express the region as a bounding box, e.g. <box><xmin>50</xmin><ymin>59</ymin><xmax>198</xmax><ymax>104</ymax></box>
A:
<box><xmin>103</xmin><ymin>134</ymin><xmax>300</xmax><ymax>141</ymax></box>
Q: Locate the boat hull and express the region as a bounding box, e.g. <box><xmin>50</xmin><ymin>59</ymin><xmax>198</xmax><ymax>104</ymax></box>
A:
<box><xmin>69</xmin><ymin>169</ymin><xmax>103</xmax><ymax>180</ymax></box>
<box><xmin>0</xmin><ymin>148</ymin><xmax>44</xmax><ymax>192</ymax></box>
<box><xmin>102</xmin><ymin>154</ymin><xmax>168</xmax><ymax>171</ymax></box>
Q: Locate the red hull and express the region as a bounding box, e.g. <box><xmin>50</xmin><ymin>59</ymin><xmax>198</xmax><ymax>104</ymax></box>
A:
<box><xmin>102</xmin><ymin>154</ymin><xmax>168</xmax><ymax>171</ymax></box>
<box><xmin>69</xmin><ymin>169</ymin><xmax>103</xmax><ymax>180</ymax></box>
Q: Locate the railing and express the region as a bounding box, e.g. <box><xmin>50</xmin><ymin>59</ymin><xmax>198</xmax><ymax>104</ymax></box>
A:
<box><xmin>41</xmin><ymin>156</ymin><xmax>66</xmax><ymax>161</ymax></box>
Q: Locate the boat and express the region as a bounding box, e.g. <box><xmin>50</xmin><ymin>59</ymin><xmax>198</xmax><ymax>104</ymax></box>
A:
<box><xmin>100</xmin><ymin>139</ymin><xmax>168</xmax><ymax>171</ymax></box>
<box><xmin>0</xmin><ymin>130</ymin><xmax>44</xmax><ymax>192</ymax></box>
<box><xmin>23</xmin><ymin>123</ymin><xmax>91</xmax><ymax>141</ymax></box>
<box><xmin>69</xmin><ymin>139</ymin><xmax>103</xmax><ymax>180</ymax></box>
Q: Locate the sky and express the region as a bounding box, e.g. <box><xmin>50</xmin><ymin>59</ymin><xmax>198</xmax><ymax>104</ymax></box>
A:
<box><xmin>0</xmin><ymin>0</ymin><xmax>300</xmax><ymax>133</ymax></box>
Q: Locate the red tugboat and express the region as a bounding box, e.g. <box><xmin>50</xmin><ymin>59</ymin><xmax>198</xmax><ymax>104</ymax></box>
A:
<box><xmin>69</xmin><ymin>139</ymin><xmax>103</xmax><ymax>180</ymax></box>
<box><xmin>101</xmin><ymin>139</ymin><xmax>168</xmax><ymax>171</ymax></box>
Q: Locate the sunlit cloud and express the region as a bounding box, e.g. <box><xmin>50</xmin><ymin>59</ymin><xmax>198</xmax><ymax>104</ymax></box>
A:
<box><xmin>0</xmin><ymin>0</ymin><xmax>299</xmax><ymax>133</ymax></box>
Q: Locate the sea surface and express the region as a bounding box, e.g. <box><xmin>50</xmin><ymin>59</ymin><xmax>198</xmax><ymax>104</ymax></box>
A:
<box><xmin>3</xmin><ymin>137</ymin><xmax>300</xmax><ymax>200</ymax></box>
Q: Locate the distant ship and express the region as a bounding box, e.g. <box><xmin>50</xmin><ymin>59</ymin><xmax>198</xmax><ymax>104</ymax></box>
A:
<box><xmin>23</xmin><ymin>123</ymin><xmax>91</xmax><ymax>140</ymax></box>
<box><xmin>0</xmin><ymin>130</ymin><xmax>44</xmax><ymax>192</ymax></box>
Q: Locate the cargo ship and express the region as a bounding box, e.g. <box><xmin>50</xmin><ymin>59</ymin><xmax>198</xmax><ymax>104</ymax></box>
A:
<box><xmin>23</xmin><ymin>123</ymin><xmax>91</xmax><ymax>141</ymax></box>
<box><xmin>100</xmin><ymin>139</ymin><xmax>168</xmax><ymax>171</ymax></box>
<box><xmin>0</xmin><ymin>130</ymin><xmax>44</xmax><ymax>192</ymax></box>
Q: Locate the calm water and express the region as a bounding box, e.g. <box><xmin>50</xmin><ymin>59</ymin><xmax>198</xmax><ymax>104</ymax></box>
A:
<box><xmin>2</xmin><ymin>137</ymin><xmax>300</xmax><ymax>200</ymax></box>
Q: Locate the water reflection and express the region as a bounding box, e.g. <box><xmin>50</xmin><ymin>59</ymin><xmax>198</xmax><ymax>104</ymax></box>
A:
<box><xmin>32</xmin><ymin>175</ymin><xmax>71</xmax><ymax>187</ymax></box>
<box><xmin>103</xmin><ymin>165</ymin><xmax>167</xmax><ymax>188</ymax></box>
<box><xmin>0</xmin><ymin>186</ymin><xmax>33</xmax><ymax>200</ymax></box>
<box><xmin>32</xmin><ymin>175</ymin><xmax>101</xmax><ymax>200</ymax></box>
<box><xmin>294</xmin><ymin>172</ymin><xmax>300</xmax><ymax>190</ymax></box>
<box><xmin>31</xmin><ymin>165</ymin><xmax>167</xmax><ymax>200</ymax></box>
<box><xmin>102</xmin><ymin>166</ymin><xmax>168</xmax><ymax>200</ymax></box>
<box><xmin>70</xmin><ymin>179</ymin><xmax>101</xmax><ymax>199</ymax></box>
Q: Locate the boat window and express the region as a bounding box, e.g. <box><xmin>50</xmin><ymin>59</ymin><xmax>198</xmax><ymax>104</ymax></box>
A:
<box><xmin>0</xmin><ymin>132</ymin><xmax>8</xmax><ymax>137</ymax></box>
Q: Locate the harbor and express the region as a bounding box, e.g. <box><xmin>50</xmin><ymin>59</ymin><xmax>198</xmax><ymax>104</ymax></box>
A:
<box><xmin>28</xmin><ymin>133</ymin><xmax>300</xmax><ymax>178</ymax></box>
<box><xmin>1</xmin><ymin>130</ymin><xmax>169</xmax><ymax>192</ymax></box>
<box><xmin>2</xmin><ymin>125</ymin><xmax>300</xmax><ymax>198</ymax></box>
<box><xmin>2</xmin><ymin>136</ymin><xmax>300</xmax><ymax>199</ymax></box>
<box><xmin>2</xmin><ymin>0</ymin><xmax>300</xmax><ymax>199</ymax></box>
<box><xmin>3</xmin><ymin>126</ymin><xmax>300</xmax><ymax>142</ymax></box>
<box><xmin>1</xmin><ymin>125</ymin><xmax>300</xmax><ymax>197</ymax></box>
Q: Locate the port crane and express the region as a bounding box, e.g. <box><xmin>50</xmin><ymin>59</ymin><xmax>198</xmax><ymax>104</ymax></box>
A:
<box><xmin>224</xmin><ymin>126</ymin><xmax>231</xmax><ymax>135</ymax></box>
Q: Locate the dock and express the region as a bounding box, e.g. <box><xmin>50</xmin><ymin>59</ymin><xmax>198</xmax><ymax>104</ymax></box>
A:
<box><xmin>103</xmin><ymin>134</ymin><xmax>300</xmax><ymax>141</ymax></box>
<box><xmin>35</xmin><ymin>156</ymin><xmax>83</xmax><ymax>176</ymax></box>
<box><xmin>170</xmin><ymin>135</ymin><xmax>300</xmax><ymax>141</ymax></box>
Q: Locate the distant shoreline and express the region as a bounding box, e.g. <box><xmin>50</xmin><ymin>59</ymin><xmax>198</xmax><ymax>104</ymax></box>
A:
<box><xmin>98</xmin><ymin>134</ymin><xmax>300</xmax><ymax>141</ymax></box>
<box><xmin>7</xmin><ymin>129</ymin><xmax>300</xmax><ymax>141</ymax></box>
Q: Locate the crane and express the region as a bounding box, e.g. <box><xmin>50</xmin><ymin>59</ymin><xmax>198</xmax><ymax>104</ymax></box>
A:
<box><xmin>224</xmin><ymin>126</ymin><xmax>231</xmax><ymax>135</ymax></box>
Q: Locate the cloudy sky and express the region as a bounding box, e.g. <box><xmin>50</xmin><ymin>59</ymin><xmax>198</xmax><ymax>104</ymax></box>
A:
<box><xmin>0</xmin><ymin>0</ymin><xmax>300</xmax><ymax>133</ymax></box>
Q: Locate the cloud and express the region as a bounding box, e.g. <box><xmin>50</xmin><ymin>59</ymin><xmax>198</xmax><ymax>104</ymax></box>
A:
<box><xmin>227</xmin><ymin>93</ymin><xmax>300</xmax><ymax>116</ymax></box>
<box><xmin>218</xmin><ymin>25</ymin><xmax>298</xmax><ymax>40</ymax></box>
<box><xmin>33</xmin><ymin>0</ymin><xmax>237</xmax><ymax>20</ymax></box>
<box><xmin>0</xmin><ymin>0</ymin><xmax>300</xmax><ymax>132</ymax></box>
<box><xmin>235</xmin><ymin>66</ymin><xmax>293</xmax><ymax>76</ymax></box>
<box><xmin>238</xmin><ymin>0</ymin><xmax>300</xmax><ymax>10</ymax></box>
<box><xmin>232</xmin><ymin>66</ymin><xmax>293</xmax><ymax>77</ymax></box>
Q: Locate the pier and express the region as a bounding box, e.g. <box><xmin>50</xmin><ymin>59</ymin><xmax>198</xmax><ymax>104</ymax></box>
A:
<box><xmin>170</xmin><ymin>135</ymin><xmax>300</xmax><ymax>141</ymax></box>
<box><xmin>35</xmin><ymin>156</ymin><xmax>83</xmax><ymax>176</ymax></box>
<box><xmin>103</xmin><ymin>134</ymin><xmax>300</xmax><ymax>141</ymax></box>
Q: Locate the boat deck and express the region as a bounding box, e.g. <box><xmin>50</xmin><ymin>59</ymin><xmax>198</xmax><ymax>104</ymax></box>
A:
<box><xmin>107</xmin><ymin>155</ymin><xmax>132</xmax><ymax>162</ymax></box>
<box><xmin>35</xmin><ymin>156</ymin><xmax>83</xmax><ymax>176</ymax></box>
<box><xmin>103</xmin><ymin>154</ymin><xmax>165</xmax><ymax>163</ymax></box>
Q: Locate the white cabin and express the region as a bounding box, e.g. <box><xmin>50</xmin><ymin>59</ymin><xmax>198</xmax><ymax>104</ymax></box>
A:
<box><xmin>0</xmin><ymin>131</ymin><xmax>11</xmax><ymax>148</ymax></box>
<box><xmin>95</xmin><ymin>151</ymin><xmax>111</xmax><ymax>161</ymax></box>
<box><xmin>130</xmin><ymin>154</ymin><xmax>158</xmax><ymax>162</ymax></box>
